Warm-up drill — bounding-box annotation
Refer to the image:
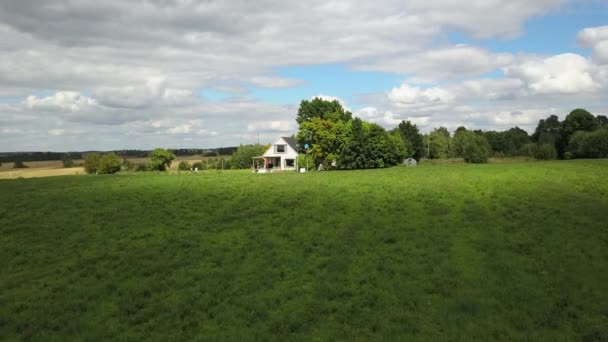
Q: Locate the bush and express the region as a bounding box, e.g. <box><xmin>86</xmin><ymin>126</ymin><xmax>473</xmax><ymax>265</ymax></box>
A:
<box><xmin>62</xmin><ymin>155</ymin><xmax>75</xmax><ymax>168</ymax></box>
<box><xmin>149</xmin><ymin>148</ymin><xmax>175</xmax><ymax>171</ymax></box>
<box><xmin>191</xmin><ymin>161</ymin><xmax>203</xmax><ymax>171</ymax></box>
<box><xmin>13</xmin><ymin>161</ymin><xmax>28</xmax><ymax>169</ymax></box>
<box><xmin>297</xmin><ymin>154</ymin><xmax>315</xmax><ymax>171</ymax></box>
<box><xmin>178</xmin><ymin>160</ymin><xmax>191</xmax><ymax>171</ymax></box>
<box><xmin>568</xmin><ymin>129</ymin><xmax>608</xmax><ymax>158</ymax></box>
<box><xmin>84</xmin><ymin>153</ymin><xmax>101</xmax><ymax>174</ymax></box>
<box><xmin>122</xmin><ymin>159</ymin><xmax>135</xmax><ymax>171</ymax></box>
<box><xmin>135</xmin><ymin>163</ymin><xmax>148</xmax><ymax>172</ymax></box>
<box><xmin>462</xmin><ymin>135</ymin><xmax>491</xmax><ymax>163</ymax></box>
<box><xmin>231</xmin><ymin>144</ymin><xmax>268</xmax><ymax>169</ymax></box>
<box><xmin>534</xmin><ymin>144</ymin><xmax>557</xmax><ymax>160</ymax></box>
<box><xmin>564</xmin><ymin>152</ymin><xmax>573</xmax><ymax>160</ymax></box>
<box><xmin>97</xmin><ymin>153</ymin><xmax>121</xmax><ymax>174</ymax></box>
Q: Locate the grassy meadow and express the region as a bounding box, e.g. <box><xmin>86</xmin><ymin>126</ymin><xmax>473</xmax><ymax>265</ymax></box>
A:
<box><xmin>1</xmin><ymin>160</ymin><xmax>607</xmax><ymax>340</ymax></box>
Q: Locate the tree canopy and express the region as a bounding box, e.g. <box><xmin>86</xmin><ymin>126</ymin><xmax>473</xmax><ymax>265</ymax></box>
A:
<box><xmin>149</xmin><ymin>148</ymin><xmax>175</xmax><ymax>171</ymax></box>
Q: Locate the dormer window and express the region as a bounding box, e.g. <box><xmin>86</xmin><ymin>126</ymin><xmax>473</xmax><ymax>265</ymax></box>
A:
<box><xmin>275</xmin><ymin>144</ymin><xmax>286</xmax><ymax>153</ymax></box>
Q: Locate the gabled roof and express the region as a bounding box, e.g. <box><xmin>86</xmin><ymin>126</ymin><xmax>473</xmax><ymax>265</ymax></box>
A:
<box><xmin>281</xmin><ymin>136</ymin><xmax>298</xmax><ymax>151</ymax></box>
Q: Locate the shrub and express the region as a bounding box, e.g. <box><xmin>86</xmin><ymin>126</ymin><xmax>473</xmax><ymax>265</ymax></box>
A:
<box><xmin>62</xmin><ymin>155</ymin><xmax>75</xmax><ymax>168</ymax></box>
<box><xmin>149</xmin><ymin>148</ymin><xmax>175</xmax><ymax>171</ymax></box>
<box><xmin>191</xmin><ymin>161</ymin><xmax>203</xmax><ymax>171</ymax></box>
<box><xmin>297</xmin><ymin>154</ymin><xmax>315</xmax><ymax>171</ymax></box>
<box><xmin>231</xmin><ymin>144</ymin><xmax>268</xmax><ymax>169</ymax></box>
<box><xmin>122</xmin><ymin>159</ymin><xmax>135</xmax><ymax>171</ymax></box>
<box><xmin>533</xmin><ymin>144</ymin><xmax>557</xmax><ymax>160</ymax></box>
<box><xmin>564</xmin><ymin>152</ymin><xmax>573</xmax><ymax>160</ymax></box>
<box><xmin>135</xmin><ymin>163</ymin><xmax>148</xmax><ymax>172</ymax></box>
<box><xmin>13</xmin><ymin>161</ymin><xmax>28</xmax><ymax>169</ymax></box>
<box><xmin>97</xmin><ymin>153</ymin><xmax>121</xmax><ymax>174</ymax></box>
<box><xmin>84</xmin><ymin>153</ymin><xmax>101</xmax><ymax>174</ymax></box>
<box><xmin>463</xmin><ymin>135</ymin><xmax>491</xmax><ymax>164</ymax></box>
<box><xmin>568</xmin><ymin>129</ymin><xmax>608</xmax><ymax>159</ymax></box>
<box><xmin>178</xmin><ymin>160</ymin><xmax>191</xmax><ymax>171</ymax></box>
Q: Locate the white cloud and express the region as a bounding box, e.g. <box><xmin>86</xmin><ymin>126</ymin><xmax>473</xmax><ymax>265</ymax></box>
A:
<box><xmin>249</xmin><ymin>76</ymin><xmax>304</xmax><ymax>88</ymax></box>
<box><xmin>359</xmin><ymin>45</ymin><xmax>513</xmax><ymax>80</ymax></box>
<box><xmin>247</xmin><ymin>120</ymin><xmax>296</xmax><ymax>133</ymax></box>
<box><xmin>388</xmin><ymin>84</ymin><xmax>454</xmax><ymax>107</ymax></box>
<box><xmin>504</xmin><ymin>53</ymin><xmax>599</xmax><ymax>94</ymax></box>
<box><xmin>25</xmin><ymin>91</ymin><xmax>97</xmax><ymax>112</ymax></box>
<box><xmin>48</xmin><ymin>128</ymin><xmax>66</xmax><ymax>136</ymax></box>
<box><xmin>2</xmin><ymin>1</ymin><xmax>607</xmax><ymax>151</ymax></box>
<box><xmin>577</xmin><ymin>25</ymin><xmax>608</xmax><ymax>64</ymax></box>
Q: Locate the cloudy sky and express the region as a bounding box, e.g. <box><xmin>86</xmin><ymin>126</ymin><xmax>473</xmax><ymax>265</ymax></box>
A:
<box><xmin>1</xmin><ymin>0</ymin><xmax>607</xmax><ymax>151</ymax></box>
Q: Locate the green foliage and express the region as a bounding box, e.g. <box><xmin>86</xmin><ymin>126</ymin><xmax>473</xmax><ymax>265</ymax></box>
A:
<box><xmin>297</xmin><ymin>117</ymin><xmax>351</xmax><ymax>166</ymax></box>
<box><xmin>562</xmin><ymin>108</ymin><xmax>599</xmax><ymax>136</ymax></box>
<box><xmin>231</xmin><ymin>144</ymin><xmax>268</xmax><ymax>169</ymax></box>
<box><xmin>482</xmin><ymin>127</ymin><xmax>530</xmax><ymax>157</ymax></box>
<box><xmin>524</xmin><ymin>143</ymin><xmax>557</xmax><ymax>160</ymax></box>
<box><xmin>122</xmin><ymin>159</ymin><xmax>135</xmax><ymax>172</ymax></box>
<box><xmin>534</xmin><ymin>144</ymin><xmax>557</xmax><ymax>160</ymax></box>
<box><xmin>97</xmin><ymin>153</ymin><xmax>121</xmax><ymax>174</ymax></box>
<box><xmin>149</xmin><ymin>148</ymin><xmax>175</xmax><ymax>171</ymax></box>
<box><xmin>135</xmin><ymin>163</ymin><xmax>148</xmax><ymax>172</ymax></box>
<box><xmin>177</xmin><ymin>160</ymin><xmax>191</xmax><ymax>171</ymax></box>
<box><xmin>532</xmin><ymin>115</ymin><xmax>561</xmax><ymax>142</ymax></box>
<box><xmin>337</xmin><ymin>120</ymin><xmax>404</xmax><ymax>169</ymax></box>
<box><xmin>1</xmin><ymin>162</ymin><xmax>608</xmax><ymax>340</ymax></box>
<box><xmin>395</xmin><ymin>120</ymin><xmax>424</xmax><ymax>160</ymax></box>
<box><xmin>84</xmin><ymin>153</ymin><xmax>101</xmax><ymax>174</ymax></box>
<box><xmin>62</xmin><ymin>155</ymin><xmax>75</xmax><ymax>168</ymax></box>
<box><xmin>12</xmin><ymin>161</ymin><xmax>27</xmax><ymax>169</ymax></box>
<box><xmin>462</xmin><ymin>134</ymin><xmax>492</xmax><ymax>163</ymax></box>
<box><xmin>296</xmin><ymin>97</ymin><xmax>352</xmax><ymax>124</ymax></box>
<box><xmin>191</xmin><ymin>161</ymin><xmax>204</xmax><ymax>171</ymax></box>
<box><xmin>428</xmin><ymin>127</ymin><xmax>452</xmax><ymax>159</ymax></box>
<box><xmin>558</xmin><ymin>108</ymin><xmax>598</xmax><ymax>156</ymax></box>
<box><xmin>296</xmin><ymin>154</ymin><xmax>315</xmax><ymax>171</ymax></box>
<box><xmin>568</xmin><ymin>129</ymin><xmax>608</xmax><ymax>158</ymax></box>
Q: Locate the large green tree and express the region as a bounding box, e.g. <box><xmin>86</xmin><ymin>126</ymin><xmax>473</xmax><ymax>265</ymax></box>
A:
<box><xmin>231</xmin><ymin>144</ymin><xmax>268</xmax><ymax>169</ymax></box>
<box><xmin>97</xmin><ymin>153</ymin><xmax>122</xmax><ymax>174</ymax></box>
<box><xmin>395</xmin><ymin>120</ymin><xmax>424</xmax><ymax>161</ymax></box>
<box><xmin>559</xmin><ymin>109</ymin><xmax>598</xmax><ymax>157</ymax></box>
<box><xmin>149</xmin><ymin>148</ymin><xmax>175</xmax><ymax>171</ymax></box>
<box><xmin>532</xmin><ymin>115</ymin><xmax>561</xmax><ymax>146</ymax></box>
<box><xmin>428</xmin><ymin>127</ymin><xmax>452</xmax><ymax>159</ymax></box>
<box><xmin>84</xmin><ymin>153</ymin><xmax>101</xmax><ymax>174</ymax></box>
<box><xmin>296</xmin><ymin>97</ymin><xmax>352</xmax><ymax>125</ymax></box>
<box><xmin>297</xmin><ymin>117</ymin><xmax>351</xmax><ymax>167</ymax></box>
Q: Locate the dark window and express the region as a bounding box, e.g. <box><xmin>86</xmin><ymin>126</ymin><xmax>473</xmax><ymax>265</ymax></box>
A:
<box><xmin>275</xmin><ymin>144</ymin><xmax>286</xmax><ymax>153</ymax></box>
<box><xmin>285</xmin><ymin>159</ymin><xmax>294</xmax><ymax>167</ymax></box>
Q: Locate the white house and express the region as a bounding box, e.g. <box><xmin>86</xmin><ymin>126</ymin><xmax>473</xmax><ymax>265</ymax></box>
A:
<box><xmin>260</xmin><ymin>136</ymin><xmax>299</xmax><ymax>171</ymax></box>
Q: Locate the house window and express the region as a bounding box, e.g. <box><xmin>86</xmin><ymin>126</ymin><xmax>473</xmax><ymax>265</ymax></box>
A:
<box><xmin>285</xmin><ymin>159</ymin><xmax>295</xmax><ymax>167</ymax></box>
<box><xmin>275</xmin><ymin>144</ymin><xmax>286</xmax><ymax>153</ymax></box>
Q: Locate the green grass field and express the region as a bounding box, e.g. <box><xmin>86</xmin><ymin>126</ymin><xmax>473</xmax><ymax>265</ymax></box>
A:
<box><xmin>1</xmin><ymin>161</ymin><xmax>607</xmax><ymax>340</ymax></box>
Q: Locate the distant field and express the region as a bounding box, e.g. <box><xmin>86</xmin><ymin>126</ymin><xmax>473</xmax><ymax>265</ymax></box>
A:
<box><xmin>0</xmin><ymin>155</ymin><xmax>229</xmax><ymax>179</ymax></box>
<box><xmin>1</xmin><ymin>161</ymin><xmax>607</xmax><ymax>340</ymax></box>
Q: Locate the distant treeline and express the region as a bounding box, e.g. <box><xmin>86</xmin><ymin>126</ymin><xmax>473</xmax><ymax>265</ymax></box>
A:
<box><xmin>0</xmin><ymin>146</ymin><xmax>237</xmax><ymax>163</ymax></box>
<box><xmin>0</xmin><ymin>147</ymin><xmax>238</xmax><ymax>163</ymax></box>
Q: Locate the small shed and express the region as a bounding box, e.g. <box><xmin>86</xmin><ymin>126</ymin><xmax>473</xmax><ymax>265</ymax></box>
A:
<box><xmin>404</xmin><ymin>158</ymin><xmax>418</xmax><ymax>167</ymax></box>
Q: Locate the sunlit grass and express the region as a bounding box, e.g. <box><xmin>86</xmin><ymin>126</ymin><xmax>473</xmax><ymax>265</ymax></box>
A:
<box><xmin>1</xmin><ymin>160</ymin><xmax>607</xmax><ymax>340</ymax></box>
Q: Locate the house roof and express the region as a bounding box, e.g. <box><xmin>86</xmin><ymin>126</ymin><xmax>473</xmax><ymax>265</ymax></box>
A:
<box><xmin>281</xmin><ymin>136</ymin><xmax>298</xmax><ymax>151</ymax></box>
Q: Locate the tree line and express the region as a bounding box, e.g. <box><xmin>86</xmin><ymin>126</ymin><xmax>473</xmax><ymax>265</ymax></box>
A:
<box><xmin>229</xmin><ymin>98</ymin><xmax>608</xmax><ymax>170</ymax></box>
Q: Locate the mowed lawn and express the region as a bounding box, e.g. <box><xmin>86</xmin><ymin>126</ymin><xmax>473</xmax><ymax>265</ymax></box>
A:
<box><xmin>1</xmin><ymin>161</ymin><xmax>607</xmax><ymax>340</ymax></box>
